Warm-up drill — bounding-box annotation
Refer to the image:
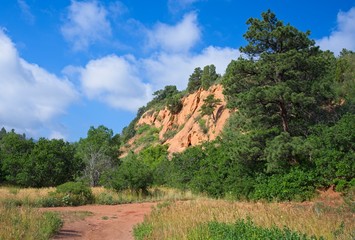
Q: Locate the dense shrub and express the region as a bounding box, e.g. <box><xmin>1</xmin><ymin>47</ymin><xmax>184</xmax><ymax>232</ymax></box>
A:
<box><xmin>307</xmin><ymin>114</ymin><xmax>355</xmax><ymax>186</ymax></box>
<box><xmin>252</xmin><ymin>169</ymin><xmax>316</xmax><ymax>201</ymax></box>
<box><xmin>110</xmin><ymin>154</ymin><xmax>153</xmax><ymax>193</ymax></box>
<box><xmin>43</xmin><ymin>181</ymin><xmax>94</xmax><ymax>206</ymax></box>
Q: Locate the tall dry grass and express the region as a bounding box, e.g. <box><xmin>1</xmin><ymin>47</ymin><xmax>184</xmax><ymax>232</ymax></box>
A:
<box><xmin>0</xmin><ymin>187</ymin><xmax>54</xmax><ymax>206</ymax></box>
<box><xmin>0</xmin><ymin>203</ymin><xmax>62</xmax><ymax>240</ymax></box>
<box><xmin>0</xmin><ymin>186</ymin><xmax>198</xmax><ymax>206</ymax></box>
<box><xmin>135</xmin><ymin>199</ymin><xmax>354</xmax><ymax>240</ymax></box>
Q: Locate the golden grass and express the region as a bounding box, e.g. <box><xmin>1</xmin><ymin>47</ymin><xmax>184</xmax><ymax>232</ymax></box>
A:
<box><xmin>0</xmin><ymin>202</ymin><xmax>62</xmax><ymax>240</ymax></box>
<box><xmin>0</xmin><ymin>186</ymin><xmax>199</xmax><ymax>206</ymax></box>
<box><xmin>0</xmin><ymin>186</ymin><xmax>55</xmax><ymax>206</ymax></box>
<box><xmin>137</xmin><ymin>199</ymin><xmax>354</xmax><ymax>240</ymax></box>
<box><xmin>93</xmin><ymin>187</ymin><xmax>199</xmax><ymax>204</ymax></box>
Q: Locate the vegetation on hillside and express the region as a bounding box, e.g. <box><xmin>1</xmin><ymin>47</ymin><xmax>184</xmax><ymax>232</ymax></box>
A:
<box><xmin>0</xmin><ymin>10</ymin><xmax>354</xmax><ymax>240</ymax></box>
<box><xmin>0</xmin><ymin>10</ymin><xmax>353</xmax><ymax>203</ymax></box>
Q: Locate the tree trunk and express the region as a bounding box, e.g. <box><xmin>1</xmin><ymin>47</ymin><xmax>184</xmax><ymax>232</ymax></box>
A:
<box><xmin>278</xmin><ymin>100</ymin><xmax>289</xmax><ymax>132</ymax></box>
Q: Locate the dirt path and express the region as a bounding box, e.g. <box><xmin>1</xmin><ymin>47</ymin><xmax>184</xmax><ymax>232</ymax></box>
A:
<box><xmin>43</xmin><ymin>202</ymin><xmax>156</xmax><ymax>240</ymax></box>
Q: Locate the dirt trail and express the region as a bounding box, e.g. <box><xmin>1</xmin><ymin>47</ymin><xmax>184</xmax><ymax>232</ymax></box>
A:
<box><xmin>43</xmin><ymin>202</ymin><xmax>156</xmax><ymax>240</ymax></box>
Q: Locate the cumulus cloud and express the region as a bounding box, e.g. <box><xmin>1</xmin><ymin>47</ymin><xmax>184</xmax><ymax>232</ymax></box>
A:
<box><xmin>147</xmin><ymin>12</ymin><xmax>201</xmax><ymax>53</ymax></box>
<box><xmin>74</xmin><ymin>55</ymin><xmax>152</xmax><ymax>112</ymax></box>
<box><xmin>67</xmin><ymin>45</ymin><xmax>238</xmax><ymax>113</ymax></box>
<box><xmin>64</xmin><ymin>10</ymin><xmax>239</xmax><ymax>113</ymax></box>
<box><xmin>0</xmin><ymin>29</ymin><xmax>78</xmax><ymax>138</ymax></box>
<box><xmin>61</xmin><ymin>0</ymin><xmax>111</xmax><ymax>51</ymax></box>
<box><xmin>142</xmin><ymin>46</ymin><xmax>240</xmax><ymax>90</ymax></box>
<box><xmin>317</xmin><ymin>7</ymin><xmax>355</xmax><ymax>55</ymax></box>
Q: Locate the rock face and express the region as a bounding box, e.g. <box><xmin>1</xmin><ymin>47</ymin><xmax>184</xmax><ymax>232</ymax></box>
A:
<box><xmin>128</xmin><ymin>85</ymin><xmax>231</xmax><ymax>154</ymax></box>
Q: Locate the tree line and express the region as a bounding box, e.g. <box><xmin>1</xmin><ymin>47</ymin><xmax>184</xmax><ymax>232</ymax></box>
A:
<box><xmin>0</xmin><ymin>10</ymin><xmax>353</xmax><ymax>201</ymax></box>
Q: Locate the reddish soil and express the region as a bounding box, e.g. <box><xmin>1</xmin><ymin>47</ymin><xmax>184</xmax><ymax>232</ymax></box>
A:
<box><xmin>43</xmin><ymin>202</ymin><xmax>156</xmax><ymax>240</ymax></box>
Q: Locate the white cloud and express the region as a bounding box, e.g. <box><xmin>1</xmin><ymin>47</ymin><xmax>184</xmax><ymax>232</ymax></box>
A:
<box><xmin>0</xmin><ymin>29</ymin><xmax>78</xmax><ymax>138</ymax></box>
<box><xmin>61</xmin><ymin>0</ymin><xmax>111</xmax><ymax>51</ymax></box>
<box><xmin>69</xmin><ymin>46</ymin><xmax>238</xmax><ymax>113</ymax></box>
<box><xmin>142</xmin><ymin>46</ymin><xmax>240</xmax><ymax>90</ymax></box>
<box><xmin>147</xmin><ymin>12</ymin><xmax>201</xmax><ymax>53</ymax></box>
<box><xmin>317</xmin><ymin>7</ymin><xmax>355</xmax><ymax>55</ymax></box>
<box><xmin>49</xmin><ymin>131</ymin><xmax>66</xmax><ymax>140</ymax></box>
<box><xmin>75</xmin><ymin>55</ymin><xmax>152</xmax><ymax>112</ymax></box>
<box><xmin>17</xmin><ymin>0</ymin><xmax>35</xmax><ymax>24</ymax></box>
<box><xmin>62</xmin><ymin>11</ymin><xmax>238</xmax><ymax>114</ymax></box>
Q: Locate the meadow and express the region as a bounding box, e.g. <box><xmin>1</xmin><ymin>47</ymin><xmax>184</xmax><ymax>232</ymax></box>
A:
<box><xmin>0</xmin><ymin>186</ymin><xmax>353</xmax><ymax>240</ymax></box>
<box><xmin>134</xmin><ymin>190</ymin><xmax>354</xmax><ymax>240</ymax></box>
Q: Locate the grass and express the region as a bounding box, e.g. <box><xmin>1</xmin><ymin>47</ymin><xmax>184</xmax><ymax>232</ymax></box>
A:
<box><xmin>0</xmin><ymin>186</ymin><xmax>198</xmax><ymax>207</ymax></box>
<box><xmin>0</xmin><ymin>186</ymin><xmax>197</xmax><ymax>239</ymax></box>
<box><xmin>0</xmin><ymin>203</ymin><xmax>62</xmax><ymax>240</ymax></box>
<box><xmin>93</xmin><ymin>187</ymin><xmax>198</xmax><ymax>205</ymax></box>
<box><xmin>134</xmin><ymin>199</ymin><xmax>354</xmax><ymax>240</ymax></box>
<box><xmin>188</xmin><ymin>219</ymin><xmax>322</xmax><ymax>240</ymax></box>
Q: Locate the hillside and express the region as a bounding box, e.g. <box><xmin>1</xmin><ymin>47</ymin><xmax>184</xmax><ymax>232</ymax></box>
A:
<box><xmin>122</xmin><ymin>84</ymin><xmax>231</xmax><ymax>155</ymax></box>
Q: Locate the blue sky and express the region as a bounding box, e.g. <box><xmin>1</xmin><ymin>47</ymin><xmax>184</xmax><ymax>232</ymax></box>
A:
<box><xmin>0</xmin><ymin>0</ymin><xmax>354</xmax><ymax>141</ymax></box>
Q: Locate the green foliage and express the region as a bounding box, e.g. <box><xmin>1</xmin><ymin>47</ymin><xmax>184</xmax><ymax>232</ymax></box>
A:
<box><xmin>0</xmin><ymin>131</ymin><xmax>34</xmax><ymax>185</ymax></box>
<box><xmin>54</xmin><ymin>181</ymin><xmax>94</xmax><ymax>206</ymax></box>
<box><xmin>122</xmin><ymin>106</ymin><xmax>147</xmax><ymax>143</ymax></box>
<box><xmin>199</xmin><ymin>94</ymin><xmax>222</xmax><ymax>124</ymax></box>
<box><xmin>134</xmin><ymin>222</ymin><xmax>153</xmax><ymax>240</ymax></box>
<box><xmin>307</xmin><ymin>114</ymin><xmax>355</xmax><ymax>185</ymax></box>
<box><xmin>198</xmin><ymin>118</ymin><xmax>208</xmax><ymax>134</ymax></box>
<box><xmin>151</xmin><ymin>85</ymin><xmax>180</xmax><ymax>104</ymax></box>
<box><xmin>201</xmin><ymin>64</ymin><xmax>219</xmax><ymax>90</ymax></box>
<box><xmin>335</xmin><ymin>49</ymin><xmax>355</xmax><ymax>108</ymax></box>
<box><xmin>136</xmin><ymin>124</ymin><xmax>151</xmax><ymax>135</ymax></box>
<box><xmin>0</xmin><ymin>130</ymin><xmax>81</xmax><ymax>187</ymax></box>
<box><xmin>146</xmin><ymin>85</ymin><xmax>183</xmax><ymax>115</ymax></box>
<box><xmin>222</xmin><ymin>10</ymin><xmax>336</xmax><ymax>136</ymax></box>
<box><xmin>139</xmin><ymin>145</ymin><xmax>168</xmax><ymax>171</ymax></box>
<box><xmin>135</xmin><ymin>145</ymin><xmax>169</xmax><ymax>186</ymax></box>
<box><xmin>135</xmin><ymin>126</ymin><xmax>160</xmax><ymax>147</ymax></box>
<box><xmin>263</xmin><ymin>132</ymin><xmax>309</xmax><ymax>174</ymax></box>
<box><xmin>76</xmin><ymin>125</ymin><xmax>120</xmax><ymax>186</ymax></box>
<box><xmin>187</xmin><ymin>67</ymin><xmax>203</xmax><ymax>93</ymax></box>
<box><xmin>39</xmin><ymin>212</ymin><xmax>63</xmax><ymax>239</ymax></box>
<box><xmin>167</xmin><ymin>94</ymin><xmax>183</xmax><ymax>114</ymax></box>
<box><xmin>187</xmin><ymin>65</ymin><xmax>219</xmax><ymax>93</ymax></box>
<box><xmin>25</xmin><ymin>138</ymin><xmax>81</xmax><ymax>187</ymax></box>
<box><xmin>162</xmin><ymin>129</ymin><xmax>178</xmax><ymax>141</ymax></box>
<box><xmin>167</xmin><ymin>146</ymin><xmax>205</xmax><ymax>190</ymax></box>
<box><xmin>188</xmin><ymin>218</ymin><xmax>322</xmax><ymax>240</ymax></box>
<box><xmin>253</xmin><ymin>169</ymin><xmax>316</xmax><ymax>201</ymax></box>
<box><xmin>110</xmin><ymin>154</ymin><xmax>153</xmax><ymax>193</ymax></box>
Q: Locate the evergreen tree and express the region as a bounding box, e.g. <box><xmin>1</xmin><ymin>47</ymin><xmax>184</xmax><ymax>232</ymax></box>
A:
<box><xmin>223</xmin><ymin>10</ymin><xmax>336</xmax><ymax>136</ymax></box>
<box><xmin>201</xmin><ymin>64</ymin><xmax>219</xmax><ymax>90</ymax></box>
<box><xmin>187</xmin><ymin>67</ymin><xmax>202</xmax><ymax>93</ymax></box>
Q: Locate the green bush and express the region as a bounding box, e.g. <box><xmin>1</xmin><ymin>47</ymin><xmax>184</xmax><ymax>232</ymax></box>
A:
<box><xmin>167</xmin><ymin>95</ymin><xmax>183</xmax><ymax>114</ymax></box>
<box><xmin>110</xmin><ymin>154</ymin><xmax>153</xmax><ymax>193</ymax></box>
<box><xmin>136</xmin><ymin>124</ymin><xmax>151</xmax><ymax>134</ymax></box>
<box><xmin>198</xmin><ymin>118</ymin><xmax>208</xmax><ymax>134</ymax></box>
<box><xmin>188</xmin><ymin>218</ymin><xmax>323</xmax><ymax>240</ymax></box>
<box><xmin>43</xmin><ymin>181</ymin><xmax>94</xmax><ymax>206</ymax></box>
<box><xmin>252</xmin><ymin>169</ymin><xmax>316</xmax><ymax>201</ymax></box>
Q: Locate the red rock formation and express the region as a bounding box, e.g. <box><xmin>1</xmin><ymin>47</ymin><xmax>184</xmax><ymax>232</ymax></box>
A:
<box><xmin>127</xmin><ymin>84</ymin><xmax>231</xmax><ymax>154</ymax></box>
